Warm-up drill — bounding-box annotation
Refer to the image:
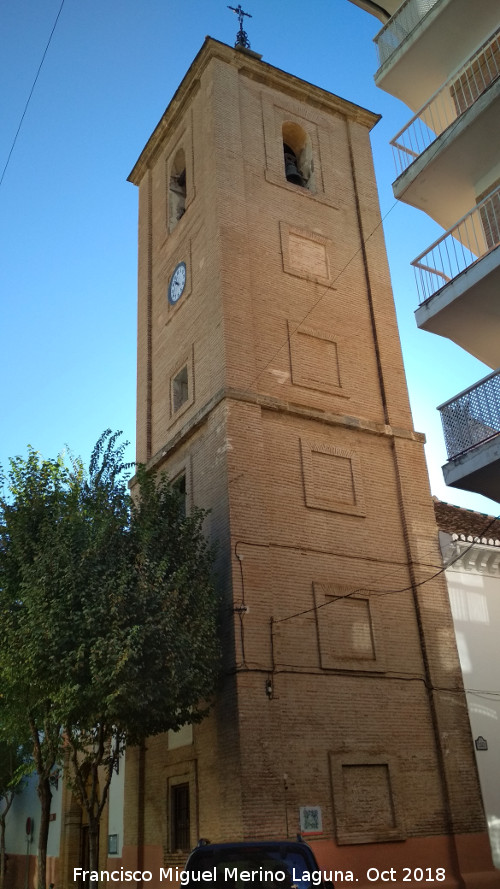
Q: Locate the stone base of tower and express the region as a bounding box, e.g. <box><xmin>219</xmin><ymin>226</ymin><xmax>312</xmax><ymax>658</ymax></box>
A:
<box><xmin>0</xmin><ymin>854</ymin><xmax>59</xmax><ymax>889</ymax></box>
<box><xmin>119</xmin><ymin>833</ymin><xmax>500</xmax><ymax>889</ymax></box>
<box><xmin>311</xmin><ymin>834</ymin><xmax>500</xmax><ymax>889</ymax></box>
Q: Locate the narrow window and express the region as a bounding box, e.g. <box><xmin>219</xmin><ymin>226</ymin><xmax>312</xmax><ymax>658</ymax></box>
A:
<box><xmin>168</xmin><ymin>148</ymin><xmax>187</xmax><ymax>232</ymax></box>
<box><xmin>171</xmin><ymin>783</ymin><xmax>190</xmax><ymax>851</ymax></box>
<box><xmin>171</xmin><ymin>365</ymin><xmax>189</xmax><ymax>414</ymax></box>
<box><xmin>172</xmin><ymin>472</ymin><xmax>187</xmax><ymax>518</ymax></box>
<box><xmin>282</xmin><ymin>122</ymin><xmax>314</xmax><ymax>191</ymax></box>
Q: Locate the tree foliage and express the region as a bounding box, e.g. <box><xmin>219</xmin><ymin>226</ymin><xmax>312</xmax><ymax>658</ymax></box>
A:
<box><xmin>0</xmin><ymin>446</ymin><xmax>75</xmax><ymax>889</ymax></box>
<box><xmin>0</xmin><ymin>431</ymin><xmax>220</xmax><ymax>885</ymax></box>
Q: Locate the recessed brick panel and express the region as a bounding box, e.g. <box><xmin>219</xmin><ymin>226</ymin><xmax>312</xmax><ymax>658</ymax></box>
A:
<box><xmin>343</xmin><ymin>764</ymin><xmax>395</xmax><ymax>831</ymax></box>
<box><xmin>301</xmin><ymin>438</ymin><xmax>366</xmax><ymax>516</ymax></box>
<box><xmin>281</xmin><ymin>223</ymin><xmax>332</xmax><ymax>285</ymax></box>
<box><xmin>313</xmin><ymin>582</ymin><xmax>386</xmax><ymax>672</ymax></box>
<box><xmin>325</xmin><ymin>596</ymin><xmax>374</xmax><ymax>659</ymax></box>
<box><xmin>289</xmin><ymin>232</ymin><xmax>328</xmax><ymax>278</ymax></box>
<box><xmin>288</xmin><ymin>322</ymin><xmax>348</xmax><ymax>397</ymax></box>
<box><xmin>330</xmin><ymin>754</ymin><xmax>405</xmax><ymax>844</ymax></box>
<box><xmin>313</xmin><ymin>450</ymin><xmax>355</xmax><ymax>504</ymax></box>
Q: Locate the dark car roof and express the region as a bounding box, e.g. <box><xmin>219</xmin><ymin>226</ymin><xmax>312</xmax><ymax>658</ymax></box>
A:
<box><xmin>190</xmin><ymin>841</ymin><xmax>309</xmax><ymax>851</ymax></box>
<box><xmin>186</xmin><ymin>839</ymin><xmax>319</xmax><ymax>865</ymax></box>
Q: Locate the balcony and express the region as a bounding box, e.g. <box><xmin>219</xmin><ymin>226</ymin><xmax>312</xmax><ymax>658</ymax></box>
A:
<box><xmin>391</xmin><ymin>29</ymin><xmax>500</xmax><ymax>177</ymax></box>
<box><xmin>438</xmin><ymin>370</ymin><xmax>500</xmax><ymax>500</ymax></box>
<box><xmin>347</xmin><ymin>0</ymin><xmax>400</xmax><ymax>24</ymax></box>
<box><xmin>373</xmin><ymin>0</ymin><xmax>500</xmax><ymax>110</ymax></box>
<box><xmin>375</xmin><ymin>0</ymin><xmax>440</xmax><ymax>69</ymax></box>
<box><xmin>413</xmin><ymin>185</ymin><xmax>500</xmax><ymax>368</ymax></box>
<box><xmin>391</xmin><ymin>72</ymin><xmax>500</xmax><ymax>231</ymax></box>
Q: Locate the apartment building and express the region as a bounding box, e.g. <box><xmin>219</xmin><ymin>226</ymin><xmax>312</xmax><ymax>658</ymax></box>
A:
<box><xmin>347</xmin><ymin>0</ymin><xmax>500</xmax><ymax>501</ymax></box>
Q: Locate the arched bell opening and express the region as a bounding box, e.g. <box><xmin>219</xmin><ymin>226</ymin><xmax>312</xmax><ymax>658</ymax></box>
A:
<box><xmin>283</xmin><ymin>143</ymin><xmax>303</xmax><ymax>187</ymax></box>
<box><xmin>168</xmin><ymin>148</ymin><xmax>187</xmax><ymax>232</ymax></box>
<box><xmin>282</xmin><ymin>122</ymin><xmax>314</xmax><ymax>191</ymax></box>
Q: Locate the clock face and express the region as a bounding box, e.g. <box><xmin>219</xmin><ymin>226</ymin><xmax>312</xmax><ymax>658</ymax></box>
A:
<box><xmin>168</xmin><ymin>262</ymin><xmax>187</xmax><ymax>305</ymax></box>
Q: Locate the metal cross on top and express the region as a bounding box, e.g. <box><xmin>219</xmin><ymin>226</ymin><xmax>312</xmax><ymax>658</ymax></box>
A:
<box><xmin>228</xmin><ymin>4</ymin><xmax>252</xmax><ymax>49</ymax></box>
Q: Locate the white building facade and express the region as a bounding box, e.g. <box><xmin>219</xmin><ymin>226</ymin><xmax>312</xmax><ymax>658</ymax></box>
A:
<box><xmin>435</xmin><ymin>499</ymin><xmax>500</xmax><ymax>868</ymax></box>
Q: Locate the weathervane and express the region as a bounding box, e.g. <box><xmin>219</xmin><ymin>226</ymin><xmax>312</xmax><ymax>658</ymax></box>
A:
<box><xmin>228</xmin><ymin>4</ymin><xmax>252</xmax><ymax>49</ymax></box>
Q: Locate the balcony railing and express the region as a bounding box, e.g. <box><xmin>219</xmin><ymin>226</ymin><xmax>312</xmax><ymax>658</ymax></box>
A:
<box><xmin>439</xmin><ymin>370</ymin><xmax>500</xmax><ymax>460</ymax></box>
<box><xmin>412</xmin><ymin>184</ymin><xmax>500</xmax><ymax>303</ymax></box>
<box><xmin>374</xmin><ymin>0</ymin><xmax>439</xmax><ymax>67</ymax></box>
<box><xmin>391</xmin><ymin>29</ymin><xmax>500</xmax><ymax>175</ymax></box>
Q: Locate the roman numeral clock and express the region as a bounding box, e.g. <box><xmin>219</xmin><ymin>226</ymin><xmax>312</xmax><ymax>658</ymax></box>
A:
<box><xmin>168</xmin><ymin>261</ymin><xmax>187</xmax><ymax>305</ymax></box>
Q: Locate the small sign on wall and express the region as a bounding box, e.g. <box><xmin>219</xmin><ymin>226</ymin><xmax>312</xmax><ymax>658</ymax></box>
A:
<box><xmin>108</xmin><ymin>834</ymin><xmax>118</xmax><ymax>855</ymax></box>
<box><xmin>299</xmin><ymin>806</ymin><xmax>322</xmax><ymax>835</ymax></box>
<box><xmin>475</xmin><ymin>736</ymin><xmax>488</xmax><ymax>751</ymax></box>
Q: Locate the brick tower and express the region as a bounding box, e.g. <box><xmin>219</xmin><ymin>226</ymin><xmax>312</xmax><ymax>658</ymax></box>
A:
<box><xmin>123</xmin><ymin>37</ymin><xmax>497</xmax><ymax>888</ymax></box>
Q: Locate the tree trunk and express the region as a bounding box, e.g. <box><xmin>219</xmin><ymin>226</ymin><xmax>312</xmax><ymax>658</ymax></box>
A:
<box><xmin>36</xmin><ymin>776</ymin><xmax>52</xmax><ymax>889</ymax></box>
<box><xmin>0</xmin><ymin>792</ymin><xmax>14</xmax><ymax>889</ymax></box>
<box><xmin>88</xmin><ymin>819</ymin><xmax>100</xmax><ymax>874</ymax></box>
<box><xmin>0</xmin><ymin>815</ymin><xmax>6</xmax><ymax>889</ymax></box>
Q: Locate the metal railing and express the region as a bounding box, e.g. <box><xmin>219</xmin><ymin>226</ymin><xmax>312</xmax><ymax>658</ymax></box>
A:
<box><xmin>439</xmin><ymin>370</ymin><xmax>500</xmax><ymax>460</ymax></box>
<box><xmin>412</xmin><ymin>184</ymin><xmax>500</xmax><ymax>303</ymax></box>
<box><xmin>391</xmin><ymin>29</ymin><xmax>500</xmax><ymax>175</ymax></box>
<box><xmin>374</xmin><ymin>0</ymin><xmax>439</xmax><ymax>67</ymax></box>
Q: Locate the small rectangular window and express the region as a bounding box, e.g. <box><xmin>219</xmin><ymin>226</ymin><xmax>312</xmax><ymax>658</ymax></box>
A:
<box><xmin>172</xmin><ymin>365</ymin><xmax>189</xmax><ymax>414</ymax></box>
<box><xmin>172</xmin><ymin>472</ymin><xmax>187</xmax><ymax>518</ymax></box>
<box><xmin>171</xmin><ymin>783</ymin><xmax>190</xmax><ymax>851</ymax></box>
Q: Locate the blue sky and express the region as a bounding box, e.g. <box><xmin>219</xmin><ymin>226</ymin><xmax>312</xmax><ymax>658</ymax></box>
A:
<box><xmin>0</xmin><ymin>0</ymin><xmax>496</xmax><ymax>516</ymax></box>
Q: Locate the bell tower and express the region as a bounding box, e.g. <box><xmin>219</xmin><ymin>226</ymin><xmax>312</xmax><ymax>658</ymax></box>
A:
<box><xmin>124</xmin><ymin>37</ymin><xmax>496</xmax><ymax>888</ymax></box>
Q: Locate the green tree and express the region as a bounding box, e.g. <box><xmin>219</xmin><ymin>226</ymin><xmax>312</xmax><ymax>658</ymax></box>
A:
<box><xmin>0</xmin><ymin>447</ymin><xmax>75</xmax><ymax>889</ymax></box>
<box><xmin>0</xmin><ymin>431</ymin><xmax>220</xmax><ymax>886</ymax></box>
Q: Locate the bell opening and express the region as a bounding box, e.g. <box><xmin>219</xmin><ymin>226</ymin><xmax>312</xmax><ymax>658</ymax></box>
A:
<box><xmin>283</xmin><ymin>143</ymin><xmax>304</xmax><ymax>187</ymax></box>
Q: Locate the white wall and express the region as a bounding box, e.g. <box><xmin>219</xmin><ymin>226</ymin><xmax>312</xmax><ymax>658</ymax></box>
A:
<box><xmin>2</xmin><ymin>772</ymin><xmax>62</xmax><ymax>856</ymax></box>
<box><xmin>444</xmin><ymin>540</ymin><xmax>500</xmax><ymax>868</ymax></box>
<box><xmin>107</xmin><ymin>755</ymin><xmax>125</xmax><ymax>858</ymax></box>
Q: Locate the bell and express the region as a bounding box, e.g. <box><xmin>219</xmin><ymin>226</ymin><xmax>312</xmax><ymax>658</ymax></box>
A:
<box><xmin>283</xmin><ymin>145</ymin><xmax>303</xmax><ymax>186</ymax></box>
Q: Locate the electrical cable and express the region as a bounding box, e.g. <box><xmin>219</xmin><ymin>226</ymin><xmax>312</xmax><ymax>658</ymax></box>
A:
<box><xmin>227</xmin><ymin>108</ymin><xmax>500</xmax><ymax>634</ymax></box>
<box><xmin>0</xmin><ymin>0</ymin><xmax>66</xmax><ymax>189</ymax></box>
<box><xmin>222</xmin><ymin>662</ymin><xmax>500</xmax><ymax>701</ymax></box>
<box><xmin>273</xmin><ymin>510</ymin><xmax>500</xmax><ymax>625</ymax></box>
<box><xmin>232</xmin><ymin>508</ymin><xmax>500</xmax><ymax>632</ymax></box>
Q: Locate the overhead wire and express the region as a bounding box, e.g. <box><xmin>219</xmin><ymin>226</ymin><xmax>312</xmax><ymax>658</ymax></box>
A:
<box><xmin>229</xmin><ymin>105</ymin><xmax>476</xmax><ymax>410</ymax></box>
<box><xmin>0</xmin><ymin>0</ymin><xmax>66</xmax><ymax>189</ymax></box>
<box><xmin>230</xmin><ymin>512</ymin><xmax>500</xmax><ymax>699</ymax></box>
<box><xmin>273</xmin><ymin>509</ymin><xmax>500</xmax><ymax>625</ymax></box>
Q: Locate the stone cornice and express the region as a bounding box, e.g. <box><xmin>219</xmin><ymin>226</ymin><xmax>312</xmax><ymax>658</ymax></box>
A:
<box><xmin>128</xmin><ymin>37</ymin><xmax>380</xmax><ymax>186</ymax></box>
<box><xmin>444</xmin><ymin>537</ymin><xmax>500</xmax><ymax>577</ymax></box>
<box><xmin>129</xmin><ymin>386</ymin><xmax>425</xmax><ymax>485</ymax></box>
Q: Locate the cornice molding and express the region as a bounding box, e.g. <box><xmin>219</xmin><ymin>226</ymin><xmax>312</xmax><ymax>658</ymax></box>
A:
<box><xmin>129</xmin><ymin>386</ymin><xmax>425</xmax><ymax>486</ymax></box>
<box><xmin>444</xmin><ymin>537</ymin><xmax>500</xmax><ymax>577</ymax></box>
